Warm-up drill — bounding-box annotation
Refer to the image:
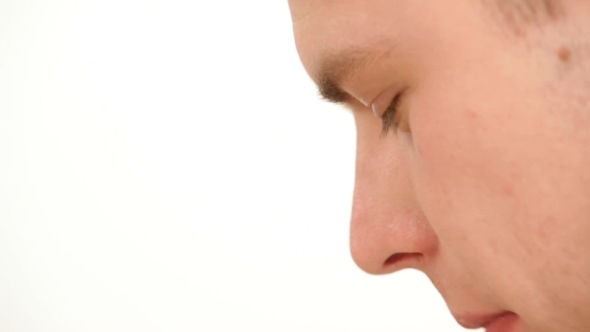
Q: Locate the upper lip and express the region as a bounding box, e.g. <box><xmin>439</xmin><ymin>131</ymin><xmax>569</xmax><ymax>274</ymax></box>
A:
<box><xmin>454</xmin><ymin>312</ymin><xmax>510</xmax><ymax>330</ymax></box>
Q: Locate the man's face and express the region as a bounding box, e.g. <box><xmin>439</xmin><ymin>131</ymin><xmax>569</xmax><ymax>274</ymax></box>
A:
<box><xmin>289</xmin><ymin>1</ymin><xmax>590</xmax><ymax>331</ymax></box>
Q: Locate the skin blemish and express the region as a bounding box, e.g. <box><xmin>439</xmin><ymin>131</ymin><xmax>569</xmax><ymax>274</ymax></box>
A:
<box><xmin>558</xmin><ymin>46</ymin><xmax>572</xmax><ymax>63</ymax></box>
<box><xmin>502</xmin><ymin>183</ymin><xmax>515</xmax><ymax>197</ymax></box>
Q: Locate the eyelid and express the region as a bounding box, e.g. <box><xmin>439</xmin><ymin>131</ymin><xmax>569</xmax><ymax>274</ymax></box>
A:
<box><xmin>370</xmin><ymin>87</ymin><xmax>399</xmax><ymax>118</ymax></box>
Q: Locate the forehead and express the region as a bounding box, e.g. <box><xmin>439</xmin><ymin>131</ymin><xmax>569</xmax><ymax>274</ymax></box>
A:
<box><xmin>288</xmin><ymin>0</ymin><xmax>406</xmax><ymax>80</ymax></box>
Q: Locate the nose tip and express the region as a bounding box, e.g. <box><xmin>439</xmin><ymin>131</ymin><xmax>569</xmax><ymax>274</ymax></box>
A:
<box><xmin>350</xmin><ymin>233</ymin><xmax>424</xmax><ymax>275</ymax></box>
<box><xmin>349</xmin><ymin>196</ymin><xmax>435</xmax><ymax>275</ymax></box>
<box><xmin>353</xmin><ymin>251</ymin><xmax>424</xmax><ymax>275</ymax></box>
<box><xmin>383</xmin><ymin>252</ymin><xmax>423</xmax><ymax>267</ymax></box>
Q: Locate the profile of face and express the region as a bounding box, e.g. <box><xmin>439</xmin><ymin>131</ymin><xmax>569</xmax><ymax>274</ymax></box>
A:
<box><xmin>289</xmin><ymin>1</ymin><xmax>590</xmax><ymax>331</ymax></box>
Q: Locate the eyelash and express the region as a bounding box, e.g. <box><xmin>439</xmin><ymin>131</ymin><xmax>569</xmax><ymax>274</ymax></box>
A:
<box><xmin>380</xmin><ymin>95</ymin><xmax>401</xmax><ymax>137</ymax></box>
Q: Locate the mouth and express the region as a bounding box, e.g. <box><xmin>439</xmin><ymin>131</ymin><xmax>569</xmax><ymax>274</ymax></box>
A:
<box><xmin>455</xmin><ymin>311</ymin><xmax>519</xmax><ymax>332</ymax></box>
<box><xmin>484</xmin><ymin>312</ymin><xmax>519</xmax><ymax>332</ymax></box>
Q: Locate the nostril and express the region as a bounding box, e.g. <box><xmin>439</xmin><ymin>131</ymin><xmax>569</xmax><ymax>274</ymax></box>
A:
<box><xmin>383</xmin><ymin>253</ymin><xmax>422</xmax><ymax>268</ymax></box>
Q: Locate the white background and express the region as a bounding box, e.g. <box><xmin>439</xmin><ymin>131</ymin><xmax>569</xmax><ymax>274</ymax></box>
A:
<box><xmin>0</xmin><ymin>1</ymin><xmax>473</xmax><ymax>331</ymax></box>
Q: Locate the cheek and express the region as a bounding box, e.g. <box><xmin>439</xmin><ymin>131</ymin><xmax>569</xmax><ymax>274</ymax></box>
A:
<box><xmin>407</xmin><ymin>90</ymin><xmax>533</xmax><ymax>282</ymax></box>
<box><xmin>408</xmin><ymin>94</ymin><xmax>590</xmax><ymax>328</ymax></box>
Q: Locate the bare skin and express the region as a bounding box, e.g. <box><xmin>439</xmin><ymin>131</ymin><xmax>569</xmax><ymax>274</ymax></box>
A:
<box><xmin>289</xmin><ymin>1</ymin><xmax>590</xmax><ymax>331</ymax></box>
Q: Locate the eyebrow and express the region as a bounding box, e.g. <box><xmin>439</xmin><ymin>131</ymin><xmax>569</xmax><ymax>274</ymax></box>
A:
<box><xmin>314</xmin><ymin>47</ymin><xmax>391</xmax><ymax>105</ymax></box>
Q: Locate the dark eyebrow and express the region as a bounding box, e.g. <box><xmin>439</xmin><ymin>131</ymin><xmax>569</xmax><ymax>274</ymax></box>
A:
<box><xmin>316</xmin><ymin>69</ymin><xmax>351</xmax><ymax>104</ymax></box>
<box><xmin>314</xmin><ymin>46</ymin><xmax>391</xmax><ymax>104</ymax></box>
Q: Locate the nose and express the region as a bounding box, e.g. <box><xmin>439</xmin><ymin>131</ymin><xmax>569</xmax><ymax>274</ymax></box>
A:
<box><xmin>350</xmin><ymin>113</ymin><xmax>437</xmax><ymax>275</ymax></box>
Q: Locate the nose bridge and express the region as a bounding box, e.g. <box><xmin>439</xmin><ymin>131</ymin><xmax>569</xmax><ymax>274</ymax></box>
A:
<box><xmin>350</xmin><ymin>126</ymin><xmax>436</xmax><ymax>275</ymax></box>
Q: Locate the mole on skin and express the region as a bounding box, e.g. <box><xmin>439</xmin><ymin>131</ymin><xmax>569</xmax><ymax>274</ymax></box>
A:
<box><xmin>558</xmin><ymin>46</ymin><xmax>572</xmax><ymax>63</ymax></box>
